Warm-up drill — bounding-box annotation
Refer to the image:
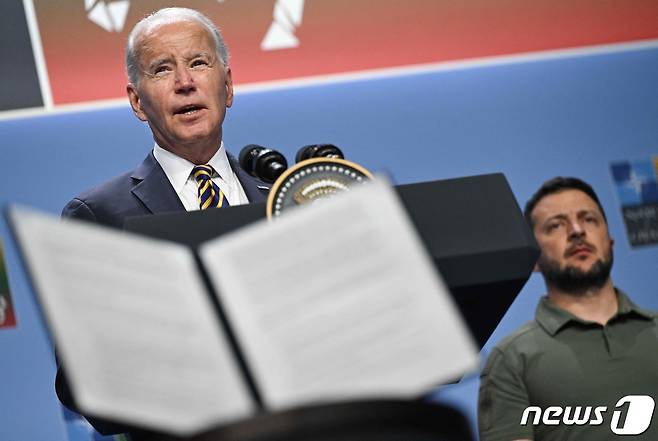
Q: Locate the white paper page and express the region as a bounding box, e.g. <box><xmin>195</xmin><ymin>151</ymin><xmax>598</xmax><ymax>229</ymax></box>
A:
<box><xmin>8</xmin><ymin>207</ymin><xmax>253</xmax><ymax>435</ymax></box>
<box><xmin>200</xmin><ymin>178</ymin><xmax>479</xmax><ymax>409</ymax></box>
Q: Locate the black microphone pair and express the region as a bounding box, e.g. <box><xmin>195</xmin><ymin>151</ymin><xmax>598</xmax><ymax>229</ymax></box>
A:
<box><xmin>239</xmin><ymin>144</ymin><xmax>344</xmax><ymax>183</ymax></box>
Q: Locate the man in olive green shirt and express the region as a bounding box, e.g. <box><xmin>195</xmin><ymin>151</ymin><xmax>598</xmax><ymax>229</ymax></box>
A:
<box><xmin>478</xmin><ymin>177</ymin><xmax>658</xmax><ymax>441</ymax></box>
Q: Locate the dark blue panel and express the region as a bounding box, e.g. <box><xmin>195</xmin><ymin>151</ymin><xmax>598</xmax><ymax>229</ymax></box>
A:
<box><xmin>0</xmin><ymin>0</ymin><xmax>43</xmax><ymax>111</ymax></box>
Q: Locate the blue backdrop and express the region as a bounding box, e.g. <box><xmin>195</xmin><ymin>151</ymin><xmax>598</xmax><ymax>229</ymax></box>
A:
<box><xmin>1</xmin><ymin>44</ymin><xmax>657</xmax><ymax>440</ymax></box>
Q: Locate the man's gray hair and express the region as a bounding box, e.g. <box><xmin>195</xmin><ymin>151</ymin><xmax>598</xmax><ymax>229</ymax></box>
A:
<box><xmin>125</xmin><ymin>7</ymin><xmax>229</xmax><ymax>86</ymax></box>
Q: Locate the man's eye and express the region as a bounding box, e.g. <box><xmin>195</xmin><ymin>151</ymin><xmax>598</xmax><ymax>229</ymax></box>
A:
<box><xmin>546</xmin><ymin>223</ymin><xmax>560</xmax><ymax>232</ymax></box>
<box><xmin>190</xmin><ymin>59</ymin><xmax>209</xmax><ymax>69</ymax></box>
<box><xmin>153</xmin><ymin>66</ymin><xmax>171</xmax><ymax>76</ymax></box>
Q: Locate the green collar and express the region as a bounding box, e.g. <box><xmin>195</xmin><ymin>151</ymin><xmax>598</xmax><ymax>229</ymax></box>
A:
<box><xmin>535</xmin><ymin>288</ymin><xmax>655</xmax><ymax>336</ymax></box>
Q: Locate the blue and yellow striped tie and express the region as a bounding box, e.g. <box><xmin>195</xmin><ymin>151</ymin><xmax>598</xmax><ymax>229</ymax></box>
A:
<box><xmin>192</xmin><ymin>165</ymin><xmax>230</xmax><ymax>209</ymax></box>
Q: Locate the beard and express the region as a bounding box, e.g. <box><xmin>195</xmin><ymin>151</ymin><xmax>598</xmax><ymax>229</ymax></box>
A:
<box><xmin>538</xmin><ymin>248</ymin><xmax>613</xmax><ymax>296</ymax></box>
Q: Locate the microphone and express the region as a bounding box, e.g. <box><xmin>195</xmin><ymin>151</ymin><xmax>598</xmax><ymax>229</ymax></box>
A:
<box><xmin>239</xmin><ymin>144</ymin><xmax>288</xmax><ymax>183</ymax></box>
<box><xmin>295</xmin><ymin>144</ymin><xmax>344</xmax><ymax>163</ymax></box>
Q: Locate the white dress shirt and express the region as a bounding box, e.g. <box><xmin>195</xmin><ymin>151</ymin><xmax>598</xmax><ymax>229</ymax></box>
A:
<box><xmin>153</xmin><ymin>142</ymin><xmax>249</xmax><ymax>211</ymax></box>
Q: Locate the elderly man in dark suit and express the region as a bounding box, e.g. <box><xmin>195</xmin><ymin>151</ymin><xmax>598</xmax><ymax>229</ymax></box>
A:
<box><xmin>58</xmin><ymin>7</ymin><xmax>269</xmax><ymax>437</ymax></box>
<box><xmin>62</xmin><ymin>7</ymin><xmax>268</xmax><ymax>229</ymax></box>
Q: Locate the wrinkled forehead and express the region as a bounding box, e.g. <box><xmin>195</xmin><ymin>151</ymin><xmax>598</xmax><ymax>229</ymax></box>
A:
<box><xmin>133</xmin><ymin>19</ymin><xmax>217</xmax><ymax>59</ymax></box>
<box><xmin>531</xmin><ymin>189</ymin><xmax>603</xmax><ymax>223</ymax></box>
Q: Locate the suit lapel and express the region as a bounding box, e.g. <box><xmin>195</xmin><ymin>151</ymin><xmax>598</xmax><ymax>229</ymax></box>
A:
<box><xmin>130</xmin><ymin>153</ymin><xmax>185</xmax><ymax>214</ymax></box>
<box><xmin>128</xmin><ymin>151</ymin><xmax>268</xmax><ymax>213</ymax></box>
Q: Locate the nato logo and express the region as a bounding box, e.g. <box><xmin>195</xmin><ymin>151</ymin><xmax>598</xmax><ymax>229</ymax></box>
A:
<box><xmin>610</xmin><ymin>157</ymin><xmax>658</xmax><ymax>247</ymax></box>
<box><xmin>611</xmin><ymin>159</ymin><xmax>658</xmax><ymax>206</ymax></box>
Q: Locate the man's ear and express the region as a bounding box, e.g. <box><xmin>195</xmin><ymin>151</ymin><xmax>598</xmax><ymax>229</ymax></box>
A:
<box><xmin>224</xmin><ymin>67</ymin><xmax>234</xmax><ymax>108</ymax></box>
<box><xmin>127</xmin><ymin>83</ymin><xmax>148</xmax><ymax>121</ymax></box>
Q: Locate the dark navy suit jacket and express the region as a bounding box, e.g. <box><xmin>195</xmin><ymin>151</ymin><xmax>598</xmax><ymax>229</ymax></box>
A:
<box><xmin>57</xmin><ymin>151</ymin><xmax>269</xmax><ymax>437</ymax></box>
<box><xmin>62</xmin><ymin>151</ymin><xmax>269</xmax><ymax>228</ymax></box>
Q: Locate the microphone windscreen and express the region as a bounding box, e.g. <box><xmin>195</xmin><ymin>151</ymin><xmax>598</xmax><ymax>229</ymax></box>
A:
<box><xmin>295</xmin><ymin>144</ymin><xmax>344</xmax><ymax>163</ymax></box>
<box><xmin>239</xmin><ymin>144</ymin><xmax>265</xmax><ymax>174</ymax></box>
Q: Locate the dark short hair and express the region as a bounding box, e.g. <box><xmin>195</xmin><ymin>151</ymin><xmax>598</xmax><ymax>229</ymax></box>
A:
<box><xmin>524</xmin><ymin>177</ymin><xmax>607</xmax><ymax>228</ymax></box>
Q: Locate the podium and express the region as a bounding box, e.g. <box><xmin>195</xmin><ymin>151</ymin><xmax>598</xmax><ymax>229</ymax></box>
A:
<box><xmin>125</xmin><ymin>172</ymin><xmax>539</xmax><ymax>349</ymax></box>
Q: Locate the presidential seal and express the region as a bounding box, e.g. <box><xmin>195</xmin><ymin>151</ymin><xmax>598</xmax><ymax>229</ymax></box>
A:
<box><xmin>266</xmin><ymin>157</ymin><xmax>373</xmax><ymax>218</ymax></box>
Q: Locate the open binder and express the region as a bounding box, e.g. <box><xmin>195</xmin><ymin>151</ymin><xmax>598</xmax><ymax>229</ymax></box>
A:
<box><xmin>126</xmin><ymin>173</ymin><xmax>540</xmax><ymax>348</ymax></box>
<box><xmin>8</xmin><ymin>179</ymin><xmax>479</xmax><ymax>436</ymax></box>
